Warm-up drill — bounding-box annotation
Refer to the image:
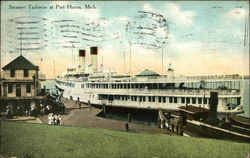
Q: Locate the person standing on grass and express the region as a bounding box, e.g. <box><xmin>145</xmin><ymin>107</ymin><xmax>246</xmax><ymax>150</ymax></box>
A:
<box><xmin>6</xmin><ymin>108</ymin><xmax>10</xmax><ymax>118</ymax></box>
<box><xmin>52</xmin><ymin>114</ymin><xmax>56</xmax><ymax>125</ymax></box>
<box><xmin>58</xmin><ymin>115</ymin><xmax>62</xmax><ymax>125</ymax></box>
<box><xmin>48</xmin><ymin>113</ymin><xmax>53</xmax><ymax>125</ymax></box>
<box><xmin>48</xmin><ymin>113</ymin><xmax>51</xmax><ymax>124</ymax></box>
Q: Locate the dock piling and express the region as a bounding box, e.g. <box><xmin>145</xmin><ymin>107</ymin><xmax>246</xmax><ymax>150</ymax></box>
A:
<box><xmin>125</xmin><ymin>123</ymin><xmax>129</xmax><ymax>131</ymax></box>
<box><xmin>179</xmin><ymin>116</ymin><xmax>184</xmax><ymax>136</ymax></box>
<box><xmin>79</xmin><ymin>102</ymin><xmax>81</xmax><ymax>109</ymax></box>
<box><xmin>102</xmin><ymin>104</ymin><xmax>106</xmax><ymax>117</ymax></box>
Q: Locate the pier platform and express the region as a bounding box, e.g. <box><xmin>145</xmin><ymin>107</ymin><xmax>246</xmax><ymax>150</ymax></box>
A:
<box><xmin>39</xmin><ymin>97</ymin><xmax>174</xmax><ymax>134</ymax></box>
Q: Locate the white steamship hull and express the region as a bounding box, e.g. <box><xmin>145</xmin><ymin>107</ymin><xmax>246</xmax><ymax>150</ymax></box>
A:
<box><xmin>55</xmin><ymin>46</ymin><xmax>244</xmax><ymax>115</ymax></box>
<box><xmin>55</xmin><ymin>77</ymin><xmax>244</xmax><ymax>114</ymax></box>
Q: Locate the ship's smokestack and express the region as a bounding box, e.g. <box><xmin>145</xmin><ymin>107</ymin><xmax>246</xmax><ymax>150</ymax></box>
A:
<box><xmin>79</xmin><ymin>50</ymin><xmax>86</xmax><ymax>72</ymax></box>
<box><xmin>90</xmin><ymin>47</ymin><xmax>98</xmax><ymax>72</ymax></box>
<box><xmin>205</xmin><ymin>92</ymin><xmax>220</xmax><ymax>125</ymax></box>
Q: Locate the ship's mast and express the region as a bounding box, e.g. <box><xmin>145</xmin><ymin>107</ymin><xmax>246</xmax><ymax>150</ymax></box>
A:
<box><xmin>129</xmin><ymin>42</ymin><xmax>132</xmax><ymax>76</ymax></box>
<box><xmin>240</xmin><ymin>11</ymin><xmax>249</xmax><ymax>109</ymax></box>
<box><xmin>40</xmin><ymin>57</ymin><xmax>43</xmax><ymax>74</ymax></box>
<box><xmin>161</xmin><ymin>45</ymin><xmax>163</xmax><ymax>75</ymax></box>
<box><xmin>20</xmin><ymin>28</ymin><xmax>22</xmax><ymax>55</ymax></box>
<box><xmin>53</xmin><ymin>60</ymin><xmax>55</xmax><ymax>77</ymax></box>
<box><xmin>123</xmin><ymin>51</ymin><xmax>126</xmax><ymax>74</ymax></box>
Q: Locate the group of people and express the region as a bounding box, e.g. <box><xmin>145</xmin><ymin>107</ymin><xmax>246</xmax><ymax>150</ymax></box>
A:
<box><xmin>48</xmin><ymin>113</ymin><xmax>62</xmax><ymax>125</ymax></box>
<box><xmin>4</xmin><ymin>105</ymin><xmax>31</xmax><ymax>118</ymax></box>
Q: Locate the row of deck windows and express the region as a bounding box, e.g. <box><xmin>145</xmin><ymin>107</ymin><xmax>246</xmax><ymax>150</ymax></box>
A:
<box><xmin>99</xmin><ymin>95</ymin><xmax>209</xmax><ymax>104</ymax></box>
<box><xmin>86</xmin><ymin>81</ymin><xmax>240</xmax><ymax>90</ymax></box>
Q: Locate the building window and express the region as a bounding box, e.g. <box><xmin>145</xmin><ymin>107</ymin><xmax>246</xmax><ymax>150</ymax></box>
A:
<box><xmin>8</xmin><ymin>84</ymin><xmax>13</xmax><ymax>93</ymax></box>
<box><xmin>10</xmin><ymin>70</ymin><xmax>15</xmax><ymax>77</ymax></box>
<box><xmin>148</xmin><ymin>96</ymin><xmax>152</xmax><ymax>102</ymax></box>
<box><xmin>174</xmin><ymin>97</ymin><xmax>178</xmax><ymax>103</ymax></box>
<box><xmin>152</xmin><ymin>96</ymin><xmax>155</xmax><ymax>102</ymax></box>
<box><xmin>204</xmin><ymin>98</ymin><xmax>208</xmax><ymax>104</ymax></box>
<box><xmin>237</xmin><ymin>97</ymin><xmax>241</xmax><ymax>105</ymax></box>
<box><xmin>186</xmin><ymin>97</ymin><xmax>190</xmax><ymax>104</ymax></box>
<box><xmin>24</xmin><ymin>69</ymin><xmax>29</xmax><ymax>77</ymax></box>
<box><xmin>198</xmin><ymin>98</ymin><xmax>202</xmax><ymax>104</ymax></box>
<box><xmin>169</xmin><ymin>97</ymin><xmax>173</xmax><ymax>103</ymax></box>
<box><xmin>163</xmin><ymin>97</ymin><xmax>166</xmax><ymax>103</ymax></box>
<box><xmin>181</xmin><ymin>97</ymin><xmax>185</xmax><ymax>104</ymax></box>
<box><xmin>158</xmin><ymin>96</ymin><xmax>162</xmax><ymax>102</ymax></box>
<box><xmin>26</xmin><ymin>84</ymin><xmax>31</xmax><ymax>93</ymax></box>
<box><xmin>192</xmin><ymin>98</ymin><xmax>196</xmax><ymax>104</ymax></box>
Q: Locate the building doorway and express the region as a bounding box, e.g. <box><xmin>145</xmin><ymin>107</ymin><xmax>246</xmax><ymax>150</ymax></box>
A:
<box><xmin>16</xmin><ymin>84</ymin><xmax>21</xmax><ymax>96</ymax></box>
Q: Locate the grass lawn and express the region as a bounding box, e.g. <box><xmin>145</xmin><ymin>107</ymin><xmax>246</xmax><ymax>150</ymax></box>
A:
<box><xmin>1</xmin><ymin>121</ymin><xmax>249</xmax><ymax>158</ymax></box>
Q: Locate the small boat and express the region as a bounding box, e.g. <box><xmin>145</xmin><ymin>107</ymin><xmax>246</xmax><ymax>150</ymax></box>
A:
<box><xmin>158</xmin><ymin>102</ymin><xmax>250</xmax><ymax>143</ymax></box>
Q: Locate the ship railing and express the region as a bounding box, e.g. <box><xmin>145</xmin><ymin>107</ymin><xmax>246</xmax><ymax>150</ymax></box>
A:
<box><xmin>65</xmin><ymin>78</ymin><xmax>89</xmax><ymax>82</ymax></box>
<box><xmin>131</xmin><ymin>75</ymin><xmax>241</xmax><ymax>82</ymax></box>
<box><xmin>91</xmin><ymin>88</ymin><xmax>240</xmax><ymax>96</ymax></box>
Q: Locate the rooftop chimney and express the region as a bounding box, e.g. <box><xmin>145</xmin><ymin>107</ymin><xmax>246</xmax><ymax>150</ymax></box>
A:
<box><xmin>79</xmin><ymin>50</ymin><xmax>86</xmax><ymax>72</ymax></box>
<box><xmin>90</xmin><ymin>47</ymin><xmax>98</xmax><ymax>72</ymax></box>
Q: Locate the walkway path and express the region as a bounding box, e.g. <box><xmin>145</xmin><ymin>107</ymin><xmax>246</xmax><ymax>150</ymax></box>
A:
<box><xmin>1</xmin><ymin>116</ymin><xmax>42</xmax><ymax>124</ymax></box>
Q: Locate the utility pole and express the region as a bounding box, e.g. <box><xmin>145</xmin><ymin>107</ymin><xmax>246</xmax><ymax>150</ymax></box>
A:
<box><xmin>53</xmin><ymin>60</ymin><xmax>55</xmax><ymax>77</ymax></box>
<box><xmin>72</xmin><ymin>43</ymin><xmax>74</xmax><ymax>66</ymax></box>
<box><xmin>102</xmin><ymin>55</ymin><xmax>103</xmax><ymax>65</ymax></box>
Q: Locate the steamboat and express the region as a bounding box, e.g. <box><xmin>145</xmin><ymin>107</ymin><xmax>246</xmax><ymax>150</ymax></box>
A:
<box><xmin>55</xmin><ymin>47</ymin><xmax>245</xmax><ymax>117</ymax></box>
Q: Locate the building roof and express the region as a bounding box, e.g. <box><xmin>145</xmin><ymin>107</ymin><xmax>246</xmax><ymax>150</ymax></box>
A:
<box><xmin>2</xmin><ymin>55</ymin><xmax>38</xmax><ymax>70</ymax></box>
<box><xmin>136</xmin><ymin>69</ymin><xmax>160</xmax><ymax>76</ymax></box>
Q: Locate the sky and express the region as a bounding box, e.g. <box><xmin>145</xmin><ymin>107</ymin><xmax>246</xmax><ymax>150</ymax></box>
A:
<box><xmin>1</xmin><ymin>1</ymin><xmax>249</xmax><ymax>79</ymax></box>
